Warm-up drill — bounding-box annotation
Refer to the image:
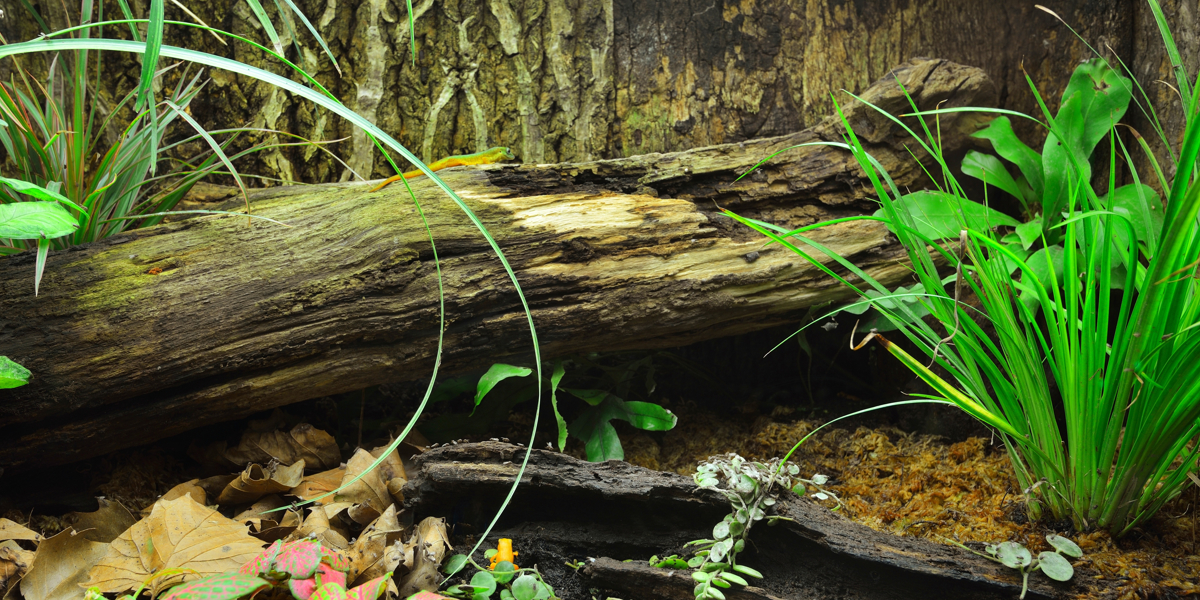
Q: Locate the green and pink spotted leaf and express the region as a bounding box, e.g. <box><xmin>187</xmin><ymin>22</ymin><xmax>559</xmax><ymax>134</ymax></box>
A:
<box><xmin>239</xmin><ymin>540</ymin><xmax>283</xmax><ymax>577</ymax></box>
<box><xmin>289</xmin><ymin>563</ymin><xmax>348</xmax><ymax>600</ymax></box>
<box><xmin>160</xmin><ymin>572</ymin><xmax>271</xmax><ymax>600</ymax></box>
<box><xmin>403</xmin><ymin>592</ymin><xmax>456</xmax><ymax>600</ymax></box>
<box><xmin>346</xmin><ymin>573</ymin><xmax>392</xmax><ymax>600</ymax></box>
<box><xmin>318</xmin><ymin>546</ymin><xmax>350</xmax><ymax>572</ymax></box>
<box><xmin>309</xmin><ymin>582</ymin><xmax>349</xmax><ymax>600</ymax></box>
<box><xmin>274</xmin><ymin>540</ymin><xmax>325</xmax><ymax>579</ymax></box>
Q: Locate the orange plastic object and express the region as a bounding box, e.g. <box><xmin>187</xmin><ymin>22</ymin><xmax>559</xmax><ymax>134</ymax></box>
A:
<box><xmin>488</xmin><ymin>538</ymin><xmax>519</xmax><ymax>570</ymax></box>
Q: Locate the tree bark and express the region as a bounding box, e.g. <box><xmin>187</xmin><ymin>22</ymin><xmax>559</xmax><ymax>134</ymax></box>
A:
<box><xmin>0</xmin><ymin>58</ymin><xmax>992</xmax><ymax>471</ymax></box>
<box><xmin>4</xmin><ymin>0</ymin><xmax>1141</xmax><ymax>186</ymax></box>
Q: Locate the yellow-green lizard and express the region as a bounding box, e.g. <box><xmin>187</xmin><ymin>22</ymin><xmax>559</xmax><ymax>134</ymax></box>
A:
<box><xmin>370</xmin><ymin>146</ymin><xmax>516</xmax><ymax>192</ymax></box>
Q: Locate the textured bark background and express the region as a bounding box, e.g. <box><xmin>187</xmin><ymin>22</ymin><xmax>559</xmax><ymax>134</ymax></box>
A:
<box><xmin>2</xmin><ymin>0</ymin><xmax>1176</xmax><ymax>187</ymax></box>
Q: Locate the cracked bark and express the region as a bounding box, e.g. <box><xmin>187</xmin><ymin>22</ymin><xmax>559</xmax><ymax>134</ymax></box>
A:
<box><xmin>3</xmin><ymin>0</ymin><xmax>1143</xmax><ymax>186</ymax></box>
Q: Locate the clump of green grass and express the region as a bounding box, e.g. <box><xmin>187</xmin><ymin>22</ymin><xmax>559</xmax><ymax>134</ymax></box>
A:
<box><xmin>728</xmin><ymin>0</ymin><xmax>1200</xmax><ymax>537</ymax></box>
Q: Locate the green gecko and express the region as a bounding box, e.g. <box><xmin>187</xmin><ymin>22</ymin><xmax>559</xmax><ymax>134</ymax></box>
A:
<box><xmin>369</xmin><ymin>146</ymin><xmax>516</xmax><ymax>192</ymax></box>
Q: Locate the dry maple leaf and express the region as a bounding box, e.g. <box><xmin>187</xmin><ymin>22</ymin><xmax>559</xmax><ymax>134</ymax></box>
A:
<box><xmin>21</xmin><ymin>530</ymin><xmax>108</xmax><ymax>600</ymax></box>
<box><xmin>218</xmin><ymin>461</ymin><xmax>306</xmax><ymax>505</ymax></box>
<box><xmin>222</xmin><ymin>414</ymin><xmax>340</xmax><ymax>470</ymax></box>
<box><xmin>0</xmin><ymin>519</ymin><xmax>42</xmax><ymax>543</ymax></box>
<box><xmin>322</xmin><ymin>450</ymin><xmax>392</xmax><ymax>525</ymax></box>
<box><xmin>84</xmin><ymin>496</ymin><xmax>264</xmax><ymax>593</ymax></box>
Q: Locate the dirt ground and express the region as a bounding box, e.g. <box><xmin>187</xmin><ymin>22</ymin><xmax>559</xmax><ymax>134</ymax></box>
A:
<box><xmin>1</xmin><ymin>330</ymin><xmax>1198</xmax><ymax>600</ymax></box>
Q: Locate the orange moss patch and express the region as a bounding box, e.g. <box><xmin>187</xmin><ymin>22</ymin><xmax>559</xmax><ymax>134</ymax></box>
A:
<box><xmin>623</xmin><ymin>410</ymin><xmax>1200</xmax><ymax>600</ymax></box>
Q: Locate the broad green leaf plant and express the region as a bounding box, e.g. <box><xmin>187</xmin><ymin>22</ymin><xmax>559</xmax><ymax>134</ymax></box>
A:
<box><xmin>871</xmin><ymin>57</ymin><xmax>1159</xmax><ymax>318</ymax></box>
<box><xmin>726</xmin><ymin>1</ymin><xmax>1200</xmax><ymax>537</ymax></box>
<box><xmin>424</xmin><ymin>355</ymin><xmax>678</xmax><ymax>462</ymax></box>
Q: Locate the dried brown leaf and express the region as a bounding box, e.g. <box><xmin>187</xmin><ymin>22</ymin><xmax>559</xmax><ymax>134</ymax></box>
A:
<box><xmin>290</xmin><ymin>466</ymin><xmax>346</xmax><ymax>503</ymax></box>
<box><xmin>218</xmin><ymin>461</ymin><xmax>306</xmax><ymax>505</ymax></box>
<box><xmin>347</xmin><ymin>506</ymin><xmax>408</xmax><ymax>586</ymax></box>
<box><xmin>325</xmin><ymin>450</ymin><xmax>392</xmax><ymax>525</ymax></box>
<box><xmin>293</xmin><ymin>509</ymin><xmax>348</xmax><ymax>551</ymax></box>
<box><xmin>162</xmin><ymin>481</ymin><xmax>208</xmax><ymax>505</ymax></box>
<box><xmin>0</xmin><ymin>519</ymin><xmax>41</xmax><ymax>543</ymax></box>
<box><xmin>64</xmin><ymin>499</ymin><xmax>137</xmax><ymax>544</ymax></box>
<box><xmin>368</xmin><ymin>443</ymin><xmax>407</xmax><ymax>504</ymax></box>
<box><xmin>84</xmin><ymin>496</ymin><xmax>264</xmax><ymax>593</ymax></box>
<box><xmin>397</xmin><ymin>518</ymin><xmax>449</xmax><ymax>598</ymax></box>
<box><xmin>232</xmin><ymin>496</ymin><xmax>300</xmax><ymax>542</ymax></box>
<box><xmin>222</xmin><ymin>414</ymin><xmax>339</xmax><ymax>470</ymax></box>
<box><xmin>0</xmin><ymin>540</ymin><xmax>35</xmax><ymax>595</ymax></box>
<box><xmin>20</xmin><ymin>530</ymin><xmax>107</xmax><ymax>600</ymax></box>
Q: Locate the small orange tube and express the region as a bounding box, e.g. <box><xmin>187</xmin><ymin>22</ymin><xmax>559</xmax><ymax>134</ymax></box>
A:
<box><xmin>488</xmin><ymin>538</ymin><xmax>519</xmax><ymax>570</ymax></box>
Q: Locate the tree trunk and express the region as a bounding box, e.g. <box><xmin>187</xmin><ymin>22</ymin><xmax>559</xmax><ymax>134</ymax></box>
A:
<box><xmin>0</xmin><ymin>58</ymin><xmax>992</xmax><ymax>471</ymax></box>
<box><xmin>4</xmin><ymin>0</ymin><xmax>1143</xmax><ymax>186</ymax></box>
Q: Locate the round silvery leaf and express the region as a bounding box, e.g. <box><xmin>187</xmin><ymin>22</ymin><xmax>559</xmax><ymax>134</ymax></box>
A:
<box><xmin>994</xmin><ymin>542</ymin><xmax>1032</xmax><ymax>568</ymax></box>
<box><xmin>763</xmin><ymin>497</ymin><xmax>776</xmax><ymax>507</ymax></box>
<box><xmin>728</xmin><ymin>520</ymin><xmax>744</xmax><ymax>537</ymax></box>
<box><xmin>811</xmin><ymin>474</ymin><xmax>828</xmax><ymax>485</ymax></box>
<box><xmin>713</xmin><ymin>521</ymin><xmax>730</xmax><ymax>540</ymax></box>
<box><xmin>812</xmin><ymin>492</ymin><xmax>829</xmax><ymax>501</ymax></box>
<box><xmin>791</xmin><ymin>482</ymin><xmax>806</xmax><ymax>496</ymax></box>
<box><xmin>1037</xmin><ymin>551</ymin><xmax>1074</xmax><ymax>581</ymax></box>
<box><xmin>734</xmin><ymin>509</ymin><xmax>748</xmax><ymax>524</ymax></box>
<box><xmin>1046</xmin><ymin>534</ymin><xmax>1082</xmax><ymax>558</ymax></box>
<box><xmin>787</xmin><ymin>464</ymin><xmax>799</xmax><ymax>476</ymax></box>
<box><xmin>709</xmin><ymin>541</ymin><xmax>728</xmax><ymax>563</ymax></box>
<box><xmin>733</xmin><ymin>539</ymin><xmax>744</xmax><ymax>553</ymax></box>
<box><xmin>749</xmin><ymin>507</ymin><xmax>764</xmax><ymax>521</ymax></box>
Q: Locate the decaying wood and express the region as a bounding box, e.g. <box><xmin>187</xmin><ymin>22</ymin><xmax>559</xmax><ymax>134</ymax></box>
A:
<box><xmin>401</xmin><ymin>442</ymin><xmax>1062</xmax><ymax>600</ymax></box>
<box><xmin>0</xmin><ymin>58</ymin><xmax>993</xmax><ymax>471</ymax></box>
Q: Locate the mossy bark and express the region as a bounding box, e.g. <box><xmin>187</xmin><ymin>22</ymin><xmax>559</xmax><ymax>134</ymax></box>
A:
<box><xmin>0</xmin><ymin>58</ymin><xmax>991</xmax><ymax>470</ymax></box>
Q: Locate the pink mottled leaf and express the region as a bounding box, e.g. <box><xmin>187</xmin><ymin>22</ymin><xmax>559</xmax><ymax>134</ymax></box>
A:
<box><xmin>310</xmin><ymin>582</ymin><xmax>348</xmax><ymax>600</ymax></box>
<box><xmin>275</xmin><ymin>541</ymin><xmax>323</xmax><ymax>579</ymax></box>
<box><xmin>160</xmin><ymin>573</ymin><xmax>270</xmax><ymax>600</ymax></box>
<box><xmin>288</xmin><ymin>563</ymin><xmax>348</xmax><ymax>600</ymax></box>
<box><xmin>346</xmin><ymin>573</ymin><xmax>391</xmax><ymax>600</ymax></box>
<box><xmin>239</xmin><ymin>540</ymin><xmax>283</xmax><ymax>577</ymax></box>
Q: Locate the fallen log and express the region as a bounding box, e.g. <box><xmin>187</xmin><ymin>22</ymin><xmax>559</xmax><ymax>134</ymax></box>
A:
<box><xmin>402</xmin><ymin>442</ymin><xmax>1062</xmax><ymax>600</ymax></box>
<box><xmin>0</xmin><ymin>58</ymin><xmax>995</xmax><ymax>471</ymax></box>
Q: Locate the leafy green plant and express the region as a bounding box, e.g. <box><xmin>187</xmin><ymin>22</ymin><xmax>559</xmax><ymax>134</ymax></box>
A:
<box><xmin>425</xmin><ymin>355</ymin><xmax>678</xmax><ymax>462</ymax></box>
<box><xmin>862</xmin><ymin>57</ymin><xmax>1158</xmax><ymax>323</ymax></box>
<box><xmin>681</xmin><ymin>454</ymin><xmax>839</xmax><ymax>600</ymax></box>
<box><xmin>0</xmin><ymin>356</ymin><xmax>32</xmax><ymax>388</ymax></box>
<box><xmin>946</xmin><ymin>535</ymin><xmax>1082</xmax><ymax>600</ymax></box>
<box><xmin>724</xmin><ymin>3</ymin><xmax>1200</xmax><ymax>537</ymax></box>
<box><xmin>440</xmin><ymin>554</ymin><xmax>556</xmax><ymax>600</ymax></box>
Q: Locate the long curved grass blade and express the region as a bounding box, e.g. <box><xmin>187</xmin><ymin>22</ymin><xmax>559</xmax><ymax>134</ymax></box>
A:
<box><xmin>135</xmin><ymin>0</ymin><xmax>164</xmax><ymax>111</ymax></box>
<box><xmin>33</xmin><ymin>236</ymin><xmax>50</xmax><ymax>296</ymax></box>
<box><xmin>1143</xmin><ymin>0</ymin><xmax>1193</xmax><ymax>116</ymax></box>
<box><xmin>243</xmin><ymin>0</ymin><xmax>285</xmax><ymax>55</ymax></box>
<box><xmin>162</xmin><ymin>100</ymin><xmax>251</xmax><ymax>221</ymax></box>
<box><xmin>276</xmin><ymin>0</ymin><xmax>340</xmax><ymax>75</ymax></box>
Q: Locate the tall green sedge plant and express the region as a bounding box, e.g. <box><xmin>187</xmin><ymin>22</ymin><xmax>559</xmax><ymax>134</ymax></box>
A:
<box><xmin>3</xmin><ymin>0</ymin><xmax>545</xmax><ymax>566</ymax></box>
<box><xmin>725</xmin><ymin>14</ymin><xmax>1200</xmax><ymax>537</ymax></box>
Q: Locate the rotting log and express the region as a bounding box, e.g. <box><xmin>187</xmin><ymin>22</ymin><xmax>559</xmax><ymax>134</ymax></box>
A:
<box><xmin>402</xmin><ymin>441</ymin><xmax>1061</xmax><ymax>600</ymax></box>
<box><xmin>0</xmin><ymin>58</ymin><xmax>994</xmax><ymax>471</ymax></box>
